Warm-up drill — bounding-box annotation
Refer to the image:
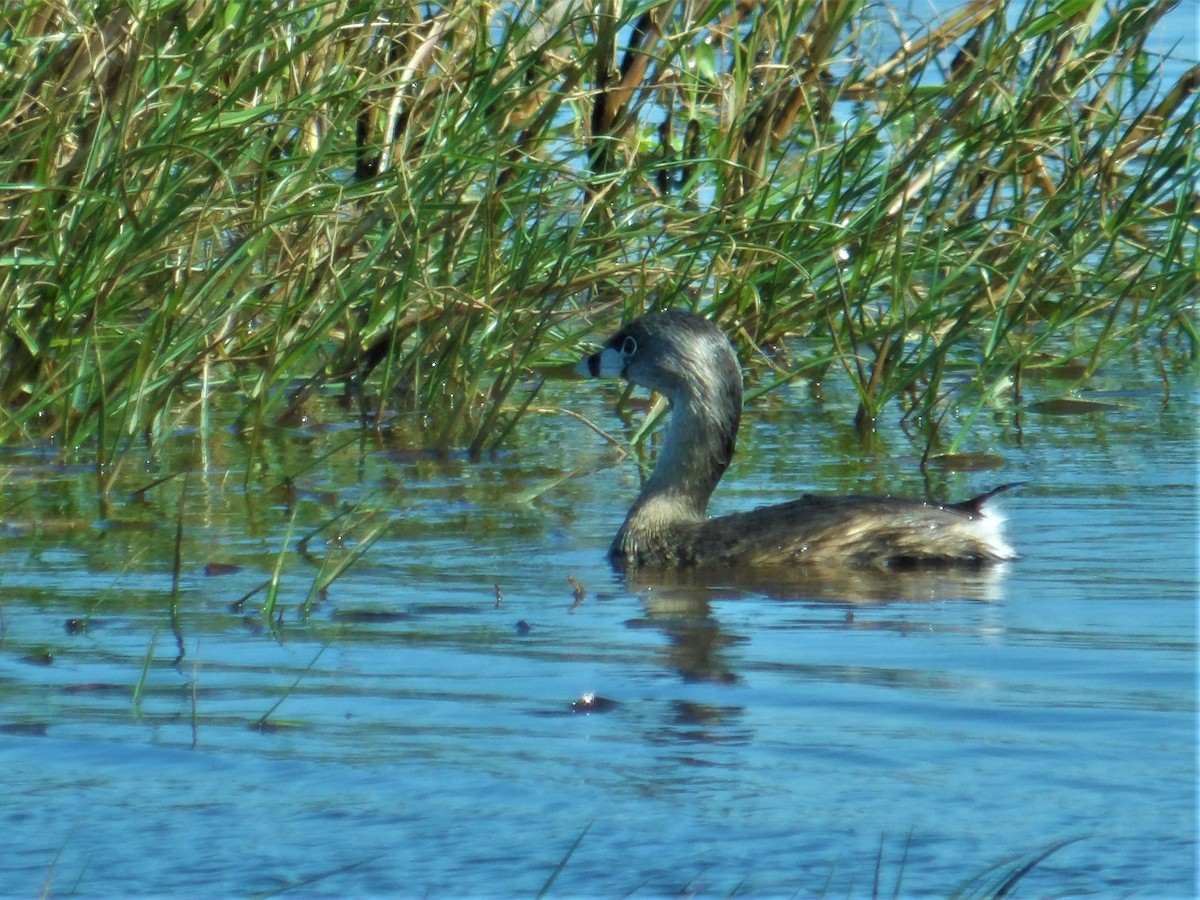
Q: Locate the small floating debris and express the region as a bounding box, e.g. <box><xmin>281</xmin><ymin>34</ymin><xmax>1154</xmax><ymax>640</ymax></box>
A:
<box><xmin>62</xmin><ymin>683</ymin><xmax>127</xmax><ymax>694</ymax></box>
<box><xmin>332</xmin><ymin>609</ymin><xmax>410</xmax><ymax>623</ymax></box>
<box><xmin>568</xmin><ymin>575</ymin><xmax>585</xmax><ymax>607</ymax></box>
<box><xmin>204</xmin><ymin>561</ymin><xmax>243</xmax><ymax>576</ymax></box>
<box><xmin>1026</xmin><ymin>398</ymin><xmax>1123</xmax><ymax>415</ymax></box>
<box><xmin>571</xmin><ymin>693</ymin><xmax>619</xmax><ymax>714</ymax></box>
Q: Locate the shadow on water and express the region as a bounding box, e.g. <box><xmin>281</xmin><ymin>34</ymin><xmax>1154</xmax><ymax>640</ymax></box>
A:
<box><xmin>619</xmin><ymin>563</ymin><xmax>1009</xmax><ymax>685</ymax></box>
<box><xmin>624</xmin><ymin>559</ymin><xmax>1010</xmax><ymax>605</ymax></box>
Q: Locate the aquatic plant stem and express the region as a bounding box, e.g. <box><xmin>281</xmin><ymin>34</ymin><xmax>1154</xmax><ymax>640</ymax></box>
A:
<box><xmin>536</xmin><ymin>821</ymin><xmax>592</xmax><ymax>899</ymax></box>
<box><xmin>253</xmin><ymin>644</ymin><xmax>327</xmax><ymax>731</ymax></box>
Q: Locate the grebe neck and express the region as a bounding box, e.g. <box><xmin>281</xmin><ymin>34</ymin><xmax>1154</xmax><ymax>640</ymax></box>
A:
<box><xmin>629</xmin><ymin>380</ymin><xmax>739</xmax><ymax>522</ymax></box>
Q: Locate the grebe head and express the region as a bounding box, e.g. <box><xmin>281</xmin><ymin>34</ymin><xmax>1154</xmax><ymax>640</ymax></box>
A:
<box><xmin>575</xmin><ymin>310</ymin><xmax>742</xmax><ymax>415</ymax></box>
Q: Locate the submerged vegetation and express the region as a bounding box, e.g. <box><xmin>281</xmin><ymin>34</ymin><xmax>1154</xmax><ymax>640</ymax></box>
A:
<box><xmin>0</xmin><ymin>0</ymin><xmax>1195</xmax><ymax>466</ymax></box>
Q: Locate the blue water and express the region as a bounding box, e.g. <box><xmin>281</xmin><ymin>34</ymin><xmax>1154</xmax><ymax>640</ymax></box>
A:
<box><xmin>0</xmin><ymin>352</ymin><xmax>1195</xmax><ymax>896</ymax></box>
<box><xmin>1</xmin><ymin>1</ymin><xmax>1196</xmax><ymax>891</ymax></box>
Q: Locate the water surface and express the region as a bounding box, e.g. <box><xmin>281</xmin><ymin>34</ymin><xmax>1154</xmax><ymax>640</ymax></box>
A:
<box><xmin>1</xmin><ymin>349</ymin><xmax>1195</xmax><ymax>897</ymax></box>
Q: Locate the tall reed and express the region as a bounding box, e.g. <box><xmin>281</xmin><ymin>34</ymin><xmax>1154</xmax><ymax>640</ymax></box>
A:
<box><xmin>0</xmin><ymin>0</ymin><xmax>1194</xmax><ymax>464</ymax></box>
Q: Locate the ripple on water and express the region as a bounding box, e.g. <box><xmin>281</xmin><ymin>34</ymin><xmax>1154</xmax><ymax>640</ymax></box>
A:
<box><xmin>1</xmin><ymin>370</ymin><xmax>1196</xmax><ymax>896</ymax></box>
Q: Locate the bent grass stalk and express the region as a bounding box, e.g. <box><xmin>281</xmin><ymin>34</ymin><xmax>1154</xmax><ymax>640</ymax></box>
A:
<box><xmin>169</xmin><ymin>474</ymin><xmax>187</xmax><ymax>664</ymax></box>
<box><xmin>131</xmin><ymin>626</ymin><xmax>158</xmax><ymax>722</ymax></box>
<box><xmin>948</xmin><ymin>836</ymin><xmax>1083</xmax><ymax>899</ymax></box>
<box><xmin>299</xmin><ymin>514</ymin><xmax>390</xmax><ymax>618</ymax></box>
<box><xmin>536</xmin><ymin>821</ymin><xmax>592</xmax><ymax>900</ymax></box>
<box><xmin>262</xmin><ymin>505</ymin><xmax>300</xmax><ymax>628</ymax></box>
<box><xmin>249</xmin><ymin>854</ymin><xmax>385</xmax><ymax>899</ymax></box>
<box><xmin>530</xmin><ymin>827</ymin><xmax>1074</xmax><ymax>896</ymax></box>
<box><xmin>252</xmin><ymin>644</ymin><xmax>327</xmax><ymax>732</ymax></box>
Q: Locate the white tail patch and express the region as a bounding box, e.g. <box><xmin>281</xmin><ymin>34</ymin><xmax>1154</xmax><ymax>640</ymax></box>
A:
<box><xmin>975</xmin><ymin>499</ymin><xmax>1017</xmax><ymax>560</ymax></box>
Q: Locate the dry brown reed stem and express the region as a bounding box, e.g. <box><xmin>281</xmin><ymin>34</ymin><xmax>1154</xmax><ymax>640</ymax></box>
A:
<box><xmin>844</xmin><ymin>0</ymin><xmax>1002</xmax><ymax>96</ymax></box>
<box><xmin>1113</xmin><ymin>63</ymin><xmax>1200</xmax><ymax>161</ymax></box>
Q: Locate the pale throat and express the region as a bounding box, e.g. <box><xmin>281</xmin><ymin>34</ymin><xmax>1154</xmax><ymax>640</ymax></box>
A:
<box><xmin>634</xmin><ymin>391</ymin><xmax>734</xmax><ymax>520</ymax></box>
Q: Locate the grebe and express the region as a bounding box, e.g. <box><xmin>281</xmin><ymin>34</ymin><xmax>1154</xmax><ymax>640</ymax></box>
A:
<box><xmin>576</xmin><ymin>310</ymin><xmax>1017</xmax><ymax>570</ymax></box>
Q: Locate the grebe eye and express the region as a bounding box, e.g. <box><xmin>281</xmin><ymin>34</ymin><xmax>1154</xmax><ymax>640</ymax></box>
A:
<box><xmin>620</xmin><ymin>336</ymin><xmax>638</xmax><ymax>356</ymax></box>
